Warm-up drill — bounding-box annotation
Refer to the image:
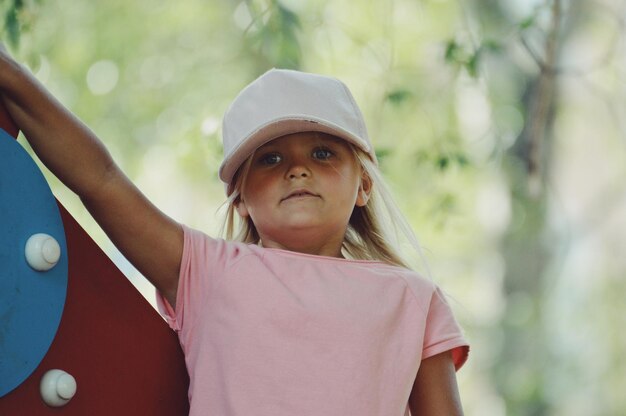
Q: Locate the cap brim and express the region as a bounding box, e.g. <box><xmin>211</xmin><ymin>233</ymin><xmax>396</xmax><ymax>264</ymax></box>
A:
<box><xmin>218</xmin><ymin>117</ymin><xmax>374</xmax><ymax>185</ymax></box>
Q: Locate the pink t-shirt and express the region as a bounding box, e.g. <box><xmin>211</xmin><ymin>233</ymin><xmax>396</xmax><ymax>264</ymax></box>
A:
<box><xmin>158</xmin><ymin>226</ymin><xmax>469</xmax><ymax>416</ymax></box>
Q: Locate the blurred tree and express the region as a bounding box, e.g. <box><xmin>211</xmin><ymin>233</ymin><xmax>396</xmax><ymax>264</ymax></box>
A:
<box><xmin>451</xmin><ymin>0</ymin><xmax>626</xmax><ymax>414</ymax></box>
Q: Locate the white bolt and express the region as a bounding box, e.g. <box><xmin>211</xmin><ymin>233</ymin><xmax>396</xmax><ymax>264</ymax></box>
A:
<box><xmin>40</xmin><ymin>369</ymin><xmax>77</xmax><ymax>407</ymax></box>
<box><xmin>25</xmin><ymin>233</ymin><xmax>61</xmax><ymax>271</ymax></box>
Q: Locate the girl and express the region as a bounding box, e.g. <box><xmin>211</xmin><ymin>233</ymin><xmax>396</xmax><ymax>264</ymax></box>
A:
<box><xmin>0</xmin><ymin>44</ymin><xmax>469</xmax><ymax>415</ymax></box>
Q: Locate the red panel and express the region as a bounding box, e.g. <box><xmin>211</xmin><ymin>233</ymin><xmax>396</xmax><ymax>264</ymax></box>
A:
<box><xmin>0</xmin><ymin>103</ymin><xmax>189</xmax><ymax>414</ymax></box>
<box><xmin>0</xmin><ymin>203</ymin><xmax>189</xmax><ymax>415</ymax></box>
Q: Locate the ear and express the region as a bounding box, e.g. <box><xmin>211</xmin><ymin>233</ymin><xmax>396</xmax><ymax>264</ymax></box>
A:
<box><xmin>235</xmin><ymin>197</ymin><xmax>250</xmax><ymax>218</ymax></box>
<box><xmin>355</xmin><ymin>172</ymin><xmax>372</xmax><ymax>207</ymax></box>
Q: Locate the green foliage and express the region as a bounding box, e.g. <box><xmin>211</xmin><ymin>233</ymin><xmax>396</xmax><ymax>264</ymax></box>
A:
<box><xmin>242</xmin><ymin>0</ymin><xmax>302</xmax><ymax>69</ymax></box>
<box><xmin>373</xmin><ymin>147</ymin><xmax>392</xmax><ymax>164</ymax></box>
<box><xmin>2</xmin><ymin>0</ymin><xmax>23</xmax><ymax>47</ymax></box>
<box><xmin>444</xmin><ymin>37</ymin><xmax>503</xmax><ymax>78</ymax></box>
<box><xmin>518</xmin><ymin>1</ymin><xmax>551</xmax><ymax>30</ymax></box>
<box><xmin>436</xmin><ymin>152</ymin><xmax>469</xmax><ymax>171</ymax></box>
<box><xmin>386</xmin><ymin>89</ymin><xmax>413</xmax><ymax>105</ymax></box>
<box><xmin>1</xmin><ymin>0</ymin><xmax>39</xmax><ymax>48</ymax></box>
<box><xmin>415</xmin><ymin>148</ymin><xmax>470</xmax><ymax>172</ymax></box>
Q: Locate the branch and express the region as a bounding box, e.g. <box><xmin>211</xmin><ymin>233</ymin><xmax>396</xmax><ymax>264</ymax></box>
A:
<box><xmin>519</xmin><ymin>33</ymin><xmax>546</xmax><ymax>70</ymax></box>
<box><xmin>525</xmin><ymin>0</ymin><xmax>562</xmax><ymax>197</ymax></box>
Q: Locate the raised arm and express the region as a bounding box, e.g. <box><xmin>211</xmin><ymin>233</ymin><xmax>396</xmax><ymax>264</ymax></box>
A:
<box><xmin>0</xmin><ymin>45</ymin><xmax>182</xmax><ymax>307</ymax></box>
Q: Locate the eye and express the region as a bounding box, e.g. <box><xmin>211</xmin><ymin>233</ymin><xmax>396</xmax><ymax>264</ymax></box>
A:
<box><xmin>312</xmin><ymin>147</ymin><xmax>334</xmax><ymax>160</ymax></box>
<box><xmin>257</xmin><ymin>152</ymin><xmax>282</xmax><ymax>166</ymax></box>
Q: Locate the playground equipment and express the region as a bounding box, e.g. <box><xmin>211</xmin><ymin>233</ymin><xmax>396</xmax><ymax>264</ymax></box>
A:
<box><xmin>0</xmin><ymin>103</ymin><xmax>189</xmax><ymax>415</ymax></box>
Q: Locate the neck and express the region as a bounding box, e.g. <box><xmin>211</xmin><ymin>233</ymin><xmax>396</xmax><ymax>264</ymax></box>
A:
<box><xmin>259</xmin><ymin>231</ymin><xmax>345</xmax><ymax>258</ymax></box>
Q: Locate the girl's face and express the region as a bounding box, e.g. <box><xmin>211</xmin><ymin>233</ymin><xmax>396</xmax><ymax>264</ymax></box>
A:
<box><xmin>236</xmin><ymin>132</ymin><xmax>370</xmax><ymax>257</ymax></box>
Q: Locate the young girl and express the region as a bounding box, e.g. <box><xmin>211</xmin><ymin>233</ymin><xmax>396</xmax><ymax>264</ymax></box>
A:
<box><xmin>1</xmin><ymin>44</ymin><xmax>469</xmax><ymax>415</ymax></box>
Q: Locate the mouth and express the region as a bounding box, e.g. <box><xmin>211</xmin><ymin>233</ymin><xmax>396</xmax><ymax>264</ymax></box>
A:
<box><xmin>281</xmin><ymin>189</ymin><xmax>320</xmax><ymax>202</ymax></box>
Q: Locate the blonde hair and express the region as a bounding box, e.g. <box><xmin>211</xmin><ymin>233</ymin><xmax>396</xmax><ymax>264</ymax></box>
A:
<box><xmin>219</xmin><ymin>144</ymin><xmax>429</xmax><ymax>272</ymax></box>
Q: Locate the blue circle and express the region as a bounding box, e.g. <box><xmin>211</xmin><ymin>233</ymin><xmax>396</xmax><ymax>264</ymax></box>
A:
<box><xmin>0</xmin><ymin>129</ymin><xmax>68</xmax><ymax>397</ymax></box>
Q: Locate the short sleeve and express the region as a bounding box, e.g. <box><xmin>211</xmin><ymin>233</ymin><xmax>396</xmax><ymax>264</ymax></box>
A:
<box><xmin>156</xmin><ymin>225</ymin><xmax>229</xmax><ymax>334</ymax></box>
<box><xmin>421</xmin><ymin>286</ymin><xmax>469</xmax><ymax>371</ymax></box>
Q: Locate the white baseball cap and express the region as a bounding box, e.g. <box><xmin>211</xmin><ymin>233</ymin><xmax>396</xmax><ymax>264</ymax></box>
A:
<box><xmin>219</xmin><ymin>68</ymin><xmax>376</xmax><ymax>187</ymax></box>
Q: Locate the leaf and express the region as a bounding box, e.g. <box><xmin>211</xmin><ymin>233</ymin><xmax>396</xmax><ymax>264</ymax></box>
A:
<box><xmin>519</xmin><ymin>15</ymin><xmax>535</xmax><ymax>30</ymax></box>
<box><xmin>3</xmin><ymin>0</ymin><xmax>26</xmax><ymax>48</ymax></box>
<box><xmin>455</xmin><ymin>153</ymin><xmax>470</xmax><ymax>167</ymax></box>
<box><xmin>444</xmin><ymin>39</ymin><xmax>459</xmax><ymax>63</ymax></box>
<box><xmin>374</xmin><ymin>148</ymin><xmax>391</xmax><ymax>162</ymax></box>
<box><xmin>437</xmin><ymin>155</ymin><xmax>449</xmax><ymax>170</ymax></box>
<box><xmin>481</xmin><ymin>39</ymin><xmax>502</xmax><ymax>53</ymax></box>
<box><xmin>387</xmin><ymin>89</ymin><xmax>412</xmax><ymax>104</ymax></box>
<box><xmin>5</xmin><ymin>8</ymin><xmax>20</xmax><ymax>48</ymax></box>
<box><xmin>277</xmin><ymin>2</ymin><xmax>300</xmax><ymax>29</ymax></box>
<box><xmin>465</xmin><ymin>50</ymin><xmax>480</xmax><ymax>78</ymax></box>
<box><xmin>434</xmin><ymin>151</ymin><xmax>470</xmax><ymax>171</ymax></box>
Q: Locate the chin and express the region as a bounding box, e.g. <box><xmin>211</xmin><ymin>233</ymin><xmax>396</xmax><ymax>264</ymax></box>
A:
<box><xmin>280</xmin><ymin>221</ymin><xmax>321</xmax><ymax>231</ymax></box>
<box><xmin>262</xmin><ymin>219</ymin><xmax>321</xmax><ymax>237</ymax></box>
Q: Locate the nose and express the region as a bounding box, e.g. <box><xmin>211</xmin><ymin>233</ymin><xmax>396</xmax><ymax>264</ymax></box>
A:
<box><xmin>285</xmin><ymin>161</ymin><xmax>311</xmax><ymax>180</ymax></box>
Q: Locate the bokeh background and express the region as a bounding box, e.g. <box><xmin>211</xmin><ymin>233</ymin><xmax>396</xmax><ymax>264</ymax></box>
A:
<box><xmin>3</xmin><ymin>0</ymin><xmax>626</xmax><ymax>414</ymax></box>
